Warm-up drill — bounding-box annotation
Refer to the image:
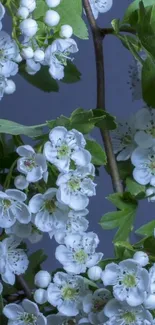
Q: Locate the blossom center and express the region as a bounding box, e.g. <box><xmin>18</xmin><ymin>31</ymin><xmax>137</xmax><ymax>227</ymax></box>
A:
<box><xmin>147</xmin><ymin>127</ymin><xmax>155</xmax><ymax>138</ymax></box>
<box><xmin>74</xmin><ymin>250</ymin><xmax>88</xmax><ymax>263</ymax></box>
<box><xmin>54</xmin><ymin>50</ymin><xmax>70</xmax><ymax>66</ymax></box>
<box><xmin>18</xmin><ymin>312</ymin><xmax>37</xmax><ymax>325</ymax></box>
<box><xmin>63</xmin><ymin>320</ymin><xmax>76</xmax><ymax>325</ymax></box>
<box><xmin>122</xmin><ymin>311</ymin><xmax>136</xmax><ymax>324</ymax></box>
<box><xmin>57</xmin><ymin>144</ymin><xmax>70</xmax><ymax>158</ymax></box>
<box><xmin>62</xmin><ymin>286</ymin><xmax>78</xmax><ymax>300</ymax></box>
<box><xmin>24</xmin><ymin>159</ymin><xmax>37</xmax><ymax>171</ymax></box>
<box><xmin>44</xmin><ymin>199</ymin><xmax>56</xmax><ymax>213</ymax></box>
<box><xmin>123</xmin><ymin>134</ymin><xmax>132</xmax><ymax>145</ymax></box>
<box><xmin>122</xmin><ymin>274</ymin><xmax>136</xmax><ymax>287</ymax></box>
<box><xmin>68</xmin><ymin>178</ymin><xmax>80</xmax><ymax>191</ymax></box>
<box><xmin>2</xmin><ymin>199</ymin><xmax>11</xmax><ymax>209</ymax></box>
<box><xmin>92</xmin><ymin>298</ymin><xmax>106</xmax><ymax>312</ymax></box>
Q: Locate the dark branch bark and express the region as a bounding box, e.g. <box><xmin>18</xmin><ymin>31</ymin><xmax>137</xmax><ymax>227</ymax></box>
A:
<box><xmin>16</xmin><ymin>275</ymin><xmax>32</xmax><ymax>299</ymax></box>
<box><xmin>83</xmin><ymin>0</ymin><xmax>123</xmax><ymax>193</ymax></box>
<box><xmin>100</xmin><ymin>26</ymin><xmax>136</xmax><ymax>37</ymax></box>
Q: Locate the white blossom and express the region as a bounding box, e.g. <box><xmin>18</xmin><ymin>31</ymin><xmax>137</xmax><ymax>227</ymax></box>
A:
<box><xmin>101</xmin><ymin>259</ymin><xmax>150</xmax><ymax>306</ymax></box>
<box><xmin>34</xmin><ymin>288</ymin><xmax>47</xmax><ymax>304</ymax></box>
<box><xmin>16</xmin><ymin>145</ymin><xmax>48</xmax><ymax>183</ymax></box>
<box><xmin>47</xmin><ymin>314</ymin><xmax>91</xmax><ymax>325</ymax></box>
<box><xmin>25</xmin><ymin>58</ymin><xmax>41</xmax><ymax>75</ymax></box>
<box><xmin>146</xmin><ymin>187</ymin><xmax>155</xmax><ymax>202</ymax></box>
<box><xmin>60</xmin><ymin>25</ymin><xmax>73</xmax><ymax>38</ymax></box>
<box><xmin>21</xmin><ymin>46</ymin><xmax>34</xmax><ymax>59</ymax></box>
<box><xmin>83</xmin><ymin>288</ymin><xmax>111</xmax><ymax>324</ymax></box>
<box><xmin>47</xmin><ymin>272</ymin><xmax>89</xmax><ymax>316</ymax></box>
<box><xmin>45</xmin><ymin>0</ymin><xmax>61</xmax><ymax>7</ymax></box>
<box><xmin>52</xmin><ymin>209</ymin><xmax>89</xmax><ymax>244</ymax></box>
<box><xmin>19</xmin><ymin>18</ymin><xmax>38</xmax><ymax>37</ymax></box>
<box><xmin>44</xmin><ymin>126</ymin><xmax>91</xmax><ymax>172</ymax></box>
<box><xmin>87</xmin><ymin>265</ymin><xmax>102</xmax><ymax>281</ymax></box>
<box><xmin>44</xmin><ymin>38</ymin><xmax>78</xmax><ymax>80</ymax></box>
<box><xmin>17</xmin><ymin>6</ymin><xmax>29</xmax><ymax>19</ymax></box>
<box><xmin>3</xmin><ymin>299</ymin><xmax>47</xmax><ymax>325</ymax></box>
<box><xmin>128</xmin><ymin>52</ymin><xmax>147</xmax><ymax>101</ymax></box>
<box><xmin>111</xmin><ymin>115</ymin><xmax>136</xmax><ymax>161</ymax></box>
<box><xmin>103</xmin><ymin>298</ymin><xmax>153</xmax><ymax>325</ymax></box>
<box><xmin>144</xmin><ymin>264</ymin><xmax>155</xmax><ymax>309</ymax></box>
<box><xmin>29</xmin><ymin>188</ymin><xmax>68</xmax><ymax>232</ymax></box>
<box><xmin>4</xmin><ymin>79</ymin><xmax>16</xmax><ymax>94</ymax></box>
<box><xmin>0</xmin><ymin>236</ymin><xmax>29</xmax><ymax>285</ymax></box>
<box><xmin>134</xmin><ymin>108</ymin><xmax>155</xmax><ymax>149</ymax></box>
<box><xmin>35</xmin><ymin>270</ymin><xmax>51</xmax><ymax>288</ymax></box>
<box><xmin>133</xmin><ymin>251</ymin><xmax>149</xmax><ymax>267</ymax></box>
<box><xmin>20</xmin><ymin>0</ymin><xmax>36</xmax><ymax>12</ymax></box>
<box><xmin>88</xmin><ymin>0</ymin><xmax>113</xmax><ymax>19</ymax></box>
<box><xmin>44</xmin><ymin>10</ymin><xmax>60</xmax><ymax>27</ymax></box>
<box><xmin>0</xmin><ymin>3</ymin><xmax>5</xmax><ymax>30</ymax></box>
<box><xmin>0</xmin><ymin>189</ymin><xmax>31</xmax><ymax>228</ymax></box>
<box><xmin>14</xmin><ymin>175</ymin><xmax>29</xmax><ymax>190</ymax></box>
<box><xmin>131</xmin><ymin>146</ymin><xmax>155</xmax><ymax>185</ymax></box>
<box><xmin>34</xmin><ymin>49</ymin><xmax>45</xmax><ymax>62</ymax></box>
<box><xmin>0</xmin><ymin>31</ymin><xmax>19</xmax><ymax>78</ymax></box>
<box><xmin>55</xmin><ymin>232</ymin><xmax>103</xmax><ymax>274</ymax></box>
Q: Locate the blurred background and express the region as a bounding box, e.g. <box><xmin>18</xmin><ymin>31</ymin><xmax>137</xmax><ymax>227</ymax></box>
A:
<box><xmin>2</xmin><ymin>0</ymin><xmax>154</xmax><ymax>270</ymax></box>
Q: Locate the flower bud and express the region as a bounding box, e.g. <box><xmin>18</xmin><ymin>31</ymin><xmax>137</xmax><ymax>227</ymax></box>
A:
<box><xmin>19</xmin><ymin>18</ymin><xmax>38</xmax><ymax>37</ymax></box>
<box><xmin>45</xmin><ymin>0</ymin><xmax>61</xmax><ymax>7</ymax></box>
<box><xmin>34</xmin><ymin>270</ymin><xmax>51</xmax><ymax>288</ymax></box>
<box><xmin>44</xmin><ymin>10</ymin><xmax>60</xmax><ymax>27</ymax></box>
<box><xmin>21</xmin><ymin>47</ymin><xmax>34</xmax><ymax>59</ymax></box>
<box><xmin>60</xmin><ymin>24</ymin><xmax>73</xmax><ymax>38</ymax></box>
<box><xmin>14</xmin><ymin>53</ymin><xmax>23</xmax><ymax>63</ymax></box>
<box><xmin>20</xmin><ymin>0</ymin><xmax>36</xmax><ymax>12</ymax></box>
<box><xmin>146</xmin><ymin>187</ymin><xmax>155</xmax><ymax>196</ymax></box>
<box><xmin>34</xmin><ymin>49</ymin><xmax>45</xmax><ymax>62</ymax></box>
<box><xmin>4</xmin><ymin>80</ymin><xmax>16</xmax><ymax>95</ymax></box>
<box><xmin>87</xmin><ymin>266</ymin><xmax>102</xmax><ymax>281</ymax></box>
<box><xmin>17</xmin><ymin>6</ymin><xmax>29</xmax><ymax>19</ymax></box>
<box><xmin>133</xmin><ymin>251</ymin><xmax>149</xmax><ymax>266</ymax></box>
<box><xmin>14</xmin><ymin>175</ymin><xmax>29</xmax><ymax>190</ymax></box>
<box><xmin>34</xmin><ymin>288</ymin><xmax>47</xmax><ymax>304</ymax></box>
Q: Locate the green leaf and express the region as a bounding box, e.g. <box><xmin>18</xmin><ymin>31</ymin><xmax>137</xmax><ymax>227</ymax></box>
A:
<box><xmin>136</xmin><ymin>220</ymin><xmax>155</xmax><ymax>237</ymax></box>
<box><xmin>126</xmin><ymin>177</ymin><xmax>146</xmax><ymax>199</ymax></box>
<box><xmin>142</xmin><ymin>56</ymin><xmax>155</xmax><ymax>107</ymax></box>
<box><xmin>0</xmin><ymin>120</ymin><xmax>44</xmax><ymax>137</ymax></box>
<box><xmin>114</xmin><ymin>241</ymin><xmax>134</xmax><ymax>259</ymax></box>
<box><xmin>47</xmin><ymin>115</ymin><xmax>70</xmax><ymax>129</ymax></box>
<box><xmin>33</xmin><ymin>0</ymin><xmax>48</xmax><ymax>19</ymax></box>
<box><xmin>85</xmin><ymin>139</ymin><xmax>107</xmax><ymax>166</ymax></box>
<box><xmin>100</xmin><ymin>193</ymin><xmax>137</xmax><ymax>242</ymax></box>
<box><xmin>118</xmin><ymin>34</ymin><xmax>141</xmax><ymax>53</ymax></box>
<box><xmin>117</xmin><ymin>160</ymin><xmax>134</xmax><ymax>180</ymax></box>
<box><xmin>83</xmin><ymin>277</ymin><xmax>98</xmax><ymax>288</ymax></box>
<box><xmin>19</xmin><ymin>64</ymin><xmax>59</xmax><ymax>92</ymax></box>
<box><xmin>143</xmin><ymin>236</ymin><xmax>155</xmax><ymax>256</ymax></box>
<box><xmin>23</xmin><ymin>250</ymin><xmax>47</xmax><ymax>288</ymax></box>
<box><xmin>70</xmin><ymin>108</ymin><xmax>106</xmax><ymax>133</ymax></box>
<box><xmin>137</xmin><ymin>5</ymin><xmax>155</xmax><ymax>58</ymax></box>
<box><xmin>99</xmin><ymin>258</ymin><xmax>119</xmax><ymax>269</ymax></box>
<box><xmin>123</xmin><ymin>0</ymin><xmax>155</xmax><ymax>23</ymax></box>
<box><xmin>111</xmin><ymin>19</ymin><xmax>120</xmax><ymax>34</ymax></box>
<box><xmin>56</xmin><ymin>0</ymin><xmax>88</xmax><ymax>39</ymax></box>
<box><xmin>94</xmin><ymin>110</ymin><xmax>117</xmax><ymax>130</ymax></box>
<box><xmin>62</xmin><ymin>62</ymin><xmax>81</xmax><ymax>83</ymax></box>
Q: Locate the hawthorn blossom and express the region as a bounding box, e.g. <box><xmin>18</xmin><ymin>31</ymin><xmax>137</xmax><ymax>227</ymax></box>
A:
<box><xmin>131</xmin><ymin>146</ymin><xmax>155</xmax><ymax>185</ymax></box>
<box><xmin>0</xmin><ymin>3</ymin><xmax>5</xmax><ymax>30</ymax></box>
<box><xmin>29</xmin><ymin>188</ymin><xmax>68</xmax><ymax>232</ymax></box>
<box><xmin>146</xmin><ymin>187</ymin><xmax>155</xmax><ymax>202</ymax></box>
<box><xmin>83</xmin><ymin>288</ymin><xmax>111</xmax><ymax>324</ymax></box>
<box><xmin>144</xmin><ymin>264</ymin><xmax>155</xmax><ymax>309</ymax></box>
<box><xmin>0</xmin><ymin>236</ymin><xmax>29</xmax><ymax>285</ymax></box>
<box><xmin>5</xmin><ymin>218</ymin><xmax>43</xmax><ymax>244</ymax></box>
<box><xmin>44</xmin><ymin>126</ymin><xmax>91</xmax><ymax>172</ymax></box>
<box><xmin>88</xmin><ymin>0</ymin><xmax>113</xmax><ymax>19</ymax></box>
<box><xmin>47</xmin><ymin>272</ymin><xmax>89</xmax><ymax>316</ymax></box>
<box><xmin>55</xmin><ymin>232</ymin><xmax>103</xmax><ymax>274</ymax></box>
<box><xmin>101</xmin><ymin>259</ymin><xmax>150</xmax><ymax>306</ymax></box>
<box><xmin>128</xmin><ymin>52</ymin><xmax>147</xmax><ymax>101</ymax></box>
<box><xmin>44</xmin><ymin>38</ymin><xmax>78</xmax><ymax>80</ymax></box>
<box><xmin>134</xmin><ymin>108</ymin><xmax>155</xmax><ymax>148</ymax></box>
<box><xmin>111</xmin><ymin>115</ymin><xmax>136</xmax><ymax>161</ymax></box>
<box><xmin>0</xmin><ymin>31</ymin><xmax>19</xmax><ymax>76</ymax></box>
<box><xmin>47</xmin><ymin>314</ymin><xmax>91</xmax><ymax>325</ymax></box>
<box><xmin>51</xmin><ymin>209</ymin><xmax>89</xmax><ymax>244</ymax></box>
<box><xmin>0</xmin><ymin>189</ymin><xmax>31</xmax><ymax>228</ymax></box>
<box><xmin>103</xmin><ymin>299</ymin><xmax>153</xmax><ymax>325</ymax></box>
<box><xmin>56</xmin><ymin>166</ymin><xmax>96</xmax><ymax>211</ymax></box>
<box><xmin>16</xmin><ymin>145</ymin><xmax>48</xmax><ymax>183</ymax></box>
<box><xmin>3</xmin><ymin>299</ymin><xmax>47</xmax><ymax>325</ymax></box>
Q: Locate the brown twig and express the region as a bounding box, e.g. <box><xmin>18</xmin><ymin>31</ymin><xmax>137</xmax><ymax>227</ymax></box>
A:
<box><xmin>100</xmin><ymin>26</ymin><xmax>136</xmax><ymax>37</ymax></box>
<box><xmin>16</xmin><ymin>275</ymin><xmax>32</xmax><ymax>299</ymax></box>
<box><xmin>83</xmin><ymin>0</ymin><xmax>123</xmax><ymax>193</ymax></box>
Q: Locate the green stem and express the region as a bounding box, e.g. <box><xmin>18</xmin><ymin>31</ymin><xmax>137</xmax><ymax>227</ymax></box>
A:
<box><xmin>100</xmin><ymin>26</ymin><xmax>136</xmax><ymax>36</ymax></box>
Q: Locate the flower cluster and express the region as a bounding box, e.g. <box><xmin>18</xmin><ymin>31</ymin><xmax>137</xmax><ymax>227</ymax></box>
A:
<box><xmin>88</xmin><ymin>0</ymin><xmax>113</xmax><ymax>19</ymax></box>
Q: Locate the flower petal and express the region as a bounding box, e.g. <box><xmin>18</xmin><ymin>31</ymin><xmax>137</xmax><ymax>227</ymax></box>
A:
<box><xmin>22</xmin><ymin>299</ymin><xmax>39</xmax><ymax>315</ymax></box>
<box><xmin>3</xmin><ymin>304</ymin><xmax>24</xmax><ymax>320</ymax></box>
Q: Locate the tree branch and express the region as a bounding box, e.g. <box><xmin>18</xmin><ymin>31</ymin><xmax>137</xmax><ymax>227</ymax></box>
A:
<box><xmin>16</xmin><ymin>275</ymin><xmax>32</xmax><ymax>299</ymax></box>
<box><xmin>100</xmin><ymin>26</ymin><xmax>136</xmax><ymax>37</ymax></box>
<box><xmin>83</xmin><ymin>0</ymin><xmax>123</xmax><ymax>193</ymax></box>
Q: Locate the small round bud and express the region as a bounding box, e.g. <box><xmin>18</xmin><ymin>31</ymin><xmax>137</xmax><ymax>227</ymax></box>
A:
<box><xmin>34</xmin><ymin>49</ymin><xmax>45</xmax><ymax>62</ymax></box>
<box><xmin>20</xmin><ymin>0</ymin><xmax>36</xmax><ymax>12</ymax></box>
<box><xmin>59</xmin><ymin>24</ymin><xmax>73</xmax><ymax>38</ymax></box>
<box><xmin>133</xmin><ymin>251</ymin><xmax>149</xmax><ymax>267</ymax></box>
<box><xmin>14</xmin><ymin>175</ymin><xmax>29</xmax><ymax>190</ymax></box>
<box><xmin>21</xmin><ymin>47</ymin><xmax>34</xmax><ymax>59</ymax></box>
<box><xmin>146</xmin><ymin>187</ymin><xmax>155</xmax><ymax>196</ymax></box>
<box><xmin>4</xmin><ymin>80</ymin><xmax>16</xmax><ymax>95</ymax></box>
<box><xmin>19</xmin><ymin>18</ymin><xmax>38</xmax><ymax>37</ymax></box>
<box><xmin>45</xmin><ymin>0</ymin><xmax>61</xmax><ymax>7</ymax></box>
<box><xmin>34</xmin><ymin>270</ymin><xmax>51</xmax><ymax>288</ymax></box>
<box><xmin>34</xmin><ymin>288</ymin><xmax>47</xmax><ymax>304</ymax></box>
<box><xmin>44</xmin><ymin>10</ymin><xmax>60</xmax><ymax>27</ymax></box>
<box><xmin>14</xmin><ymin>53</ymin><xmax>23</xmax><ymax>63</ymax></box>
<box><xmin>87</xmin><ymin>266</ymin><xmax>102</xmax><ymax>281</ymax></box>
<box><xmin>17</xmin><ymin>6</ymin><xmax>29</xmax><ymax>19</ymax></box>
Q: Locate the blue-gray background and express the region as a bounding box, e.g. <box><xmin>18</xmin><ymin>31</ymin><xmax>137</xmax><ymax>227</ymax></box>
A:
<box><xmin>2</xmin><ymin>1</ymin><xmax>154</xmax><ymax>270</ymax></box>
